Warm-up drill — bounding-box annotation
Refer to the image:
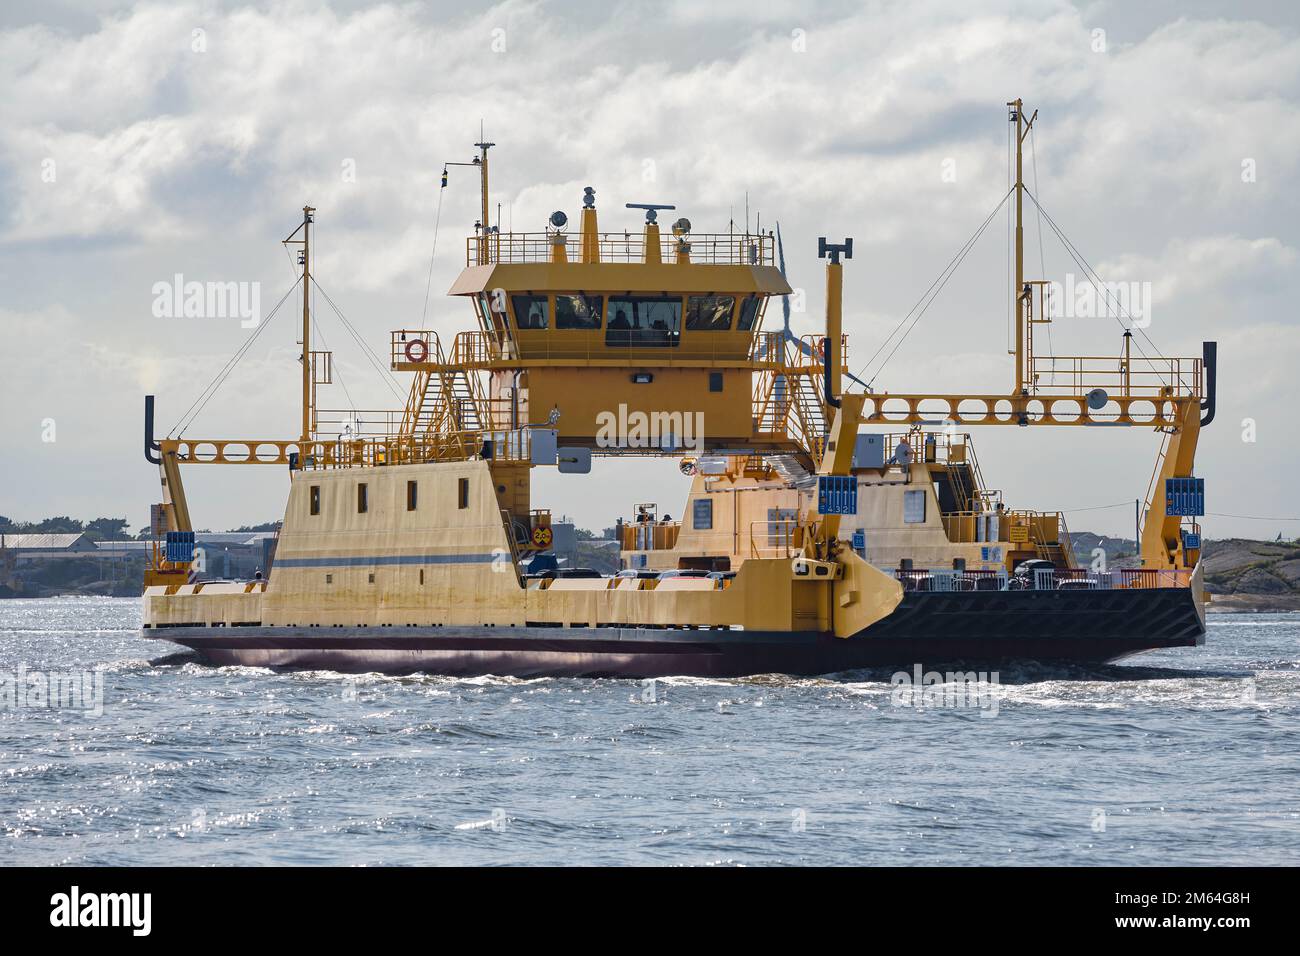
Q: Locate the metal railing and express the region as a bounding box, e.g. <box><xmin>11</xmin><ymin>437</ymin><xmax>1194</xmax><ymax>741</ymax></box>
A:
<box><xmin>1028</xmin><ymin>354</ymin><xmax>1202</xmax><ymax>399</ymax></box>
<box><xmin>750</xmin><ymin>332</ymin><xmax>832</xmax><ymax>459</ymax></box>
<box><xmin>451</xmin><ymin>330</ymin><xmax>500</xmax><ymax>365</ymax></box>
<box><xmin>619</xmin><ymin>522</ymin><xmax>682</xmax><ymax>552</ymax></box>
<box><xmin>468</xmin><ymin>232</ymin><xmax>775</xmax><ymax>266</ymax></box>
<box><xmin>941</xmin><ymin>509</ymin><xmax>1065</xmax><ymax>547</ymax></box>
<box><xmin>749</xmin><ymin>518</ymin><xmax>804</xmax><ymax>559</ymax></box>
<box><xmin>390</xmin><ymin>329</ymin><xmax>447</xmax><ymax>367</ymax></box>
<box><xmin>893</xmin><ymin>567</ymin><xmax>1193</xmax><ymax>592</ymax></box>
<box><xmin>396</xmin><ymin>326</ymin><xmax>767</xmax><ymax>366</ymax></box>
<box><xmin>315</xmin><ymin>408</ymin><xmax>405</xmax><ymax>440</ymax></box>
<box><xmin>296</xmin><ymin>428</ymin><xmax>535</xmax><ymax>470</ymax></box>
<box><xmin>876</xmin><ymin>429</ymin><xmax>999</xmax><ymax>508</ymax></box>
<box><xmin>1047</xmin><ymin>567</ymin><xmax>1192</xmax><ymax>589</ymax></box>
<box><xmin>748</xmin><ymin>332</ymin><xmax>847</xmax><ymax>367</ymax></box>
<box><xmin>895</xmin><ymin>569</ymin><xmax>1008</xmax><ymax>591</ymax></box>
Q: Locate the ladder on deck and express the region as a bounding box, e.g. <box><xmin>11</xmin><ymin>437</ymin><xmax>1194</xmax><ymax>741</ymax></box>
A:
<box><xmin>1031</xmin><ymin>512</ymin><xmax>1074</xmax><ymax>568</ymax></box>
<box><xmin>946</xmin><ymin>461</ymin><xmax>975</xmax><ymax>512</ymax></box>
<box><xmin>404</xmin><ymin>365</ymin><xmax>484</xmax><ymax>439</ymax></box>
<box><xmin>788</xmin><ymin>371</ymin><xmax>827</xmax><ymax>458</ymax></box>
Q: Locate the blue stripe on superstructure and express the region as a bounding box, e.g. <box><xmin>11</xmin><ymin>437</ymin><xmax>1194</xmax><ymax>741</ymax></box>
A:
<box><xmin>274</xmin><ymin>553</ymin><xmax>500</xmax><ymax>568</ymax></box>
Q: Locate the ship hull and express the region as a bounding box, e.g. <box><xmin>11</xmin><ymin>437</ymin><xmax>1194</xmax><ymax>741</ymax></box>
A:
<box><xmin>144</xmin><ymin>585</ymin><xmax>1206</xmax><ymax>678</ymax></box>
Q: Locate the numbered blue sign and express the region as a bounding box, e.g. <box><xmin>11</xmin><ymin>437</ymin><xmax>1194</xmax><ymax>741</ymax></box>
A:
<box><xmin>1165</xmin><ymin>478</ymin><xmax>1204</xmax><ymax>517</ymax></box>
<box><xmin>818</xmin><ymin>476</ymin><xmax>858</xmax><ymax>515</ymax></box>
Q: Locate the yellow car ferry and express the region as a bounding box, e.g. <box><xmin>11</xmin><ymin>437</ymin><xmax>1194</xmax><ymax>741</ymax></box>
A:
<box><xmin>140</xmin><ymin>99</ymin><xmax>1213</xmax><ymax>677</ymax></box>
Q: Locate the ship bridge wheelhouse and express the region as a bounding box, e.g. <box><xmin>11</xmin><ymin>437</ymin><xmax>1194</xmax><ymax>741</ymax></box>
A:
<box><xmin>450</xmin><ymin>265</ymin><xmax>785</xmax><ymax>365</ymax></box>
<box><xmin>484</xmin><ymin>289</ymin><xmax>764</xmax><ymax>348</ymax></box>
<box><xmin>383</xmin><ymin>192</ymin><xmax>828</xmax><ymax>558</ymax></box>
<box><xmin>461</xmin><ymin>280</ymin><xmax>772</xmax><ymax>361</ymax></box>
<box><xmin>395</xmin><ymin>197</ymin><xmax>802</xmax><ymax>454</ymax></box>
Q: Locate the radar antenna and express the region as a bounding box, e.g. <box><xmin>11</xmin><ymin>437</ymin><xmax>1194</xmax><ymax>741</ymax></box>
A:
<box><xmin>625</xmin><ymin>202</ymin><xmax>676</xmax><ymax>223</ymax></box>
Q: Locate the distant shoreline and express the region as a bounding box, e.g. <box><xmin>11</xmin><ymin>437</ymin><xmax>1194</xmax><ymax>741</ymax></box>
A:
<box><xmin>1206</xmin><ymin>594</ymin><xmax>1300</xmax><ymax>613</ymax></box>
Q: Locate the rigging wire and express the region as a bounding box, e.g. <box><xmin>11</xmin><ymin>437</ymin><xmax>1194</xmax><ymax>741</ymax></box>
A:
<box><xmin>280</xmin><ymin>241</ymin><xmax>365</xmax><ymax>421</ymax></box>
<box><xmin>169</xmin><ymin>277</ymin><xmax>300</xmax><ymax>437</ymax></box>
<box><xmin>282</xmin><ymin>242</ymin><xmax>300</xmax><ymax>284</ymax></box>
<box><xmin>1044</xmin><ymin>502</ymin><xmax>1300</xmax><ymax>525</ymax></box>
<box><xmin>309</xmin><ymin>318</ymin><xmax>358</xmax><ymax>416</ymax></box>
<box><xmin>1023</xmin><ymin>188</ymin><xmax>1165</xmax><ymax>360</ymax></box>
<box><xmin>1029</xmin><ymin>124</ymin><xmax>1053</xmax><ymax>368</ymax></box>
<box><xmin>1006</xmin><ymin>112</ymin><xmax>1012</xmax><ymax>354</ymax></box>
<box><xmin>419</xmin><ymin>181</ymin><xmax>447</xmax><ymax>330</ymax></box>
<box><xmin>854</xmin><ymin>186</ymin><xmax>1014</xmax><ymax>388</ymax></box>
<box><xmin>170</xmin><ymin>204</ymin><xmax>436</xmax><ymax>440</ymax></box>
<box><xmin>1058</xmin><ymin>501</ymin><xmax>1134</xmax><ymax>513</ymax></box>
<box><xmin>283</xmin><ymin>234</ymin><xmax>401</xmax><ymax>416</ymax></box>
<box><xmin>310</xmin><ymin>277</ymin><xmax>407</xmax><ymax>402</ymax></box>
<box><xmin>1022</xmin><ymin>188</ymin><xmax>1175</xmax><ymax>392</ymax></box>
<box><xmin>1207</xmin><ymin>512</ymin><xmax>1300</xmax><ymax>522</ymax></box>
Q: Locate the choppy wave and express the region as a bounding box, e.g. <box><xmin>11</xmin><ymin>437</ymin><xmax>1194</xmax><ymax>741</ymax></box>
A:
<box><xmin>0</xmin><ymin>598</ymin><xmax>1297</xmax><ymax>866</ymax></box>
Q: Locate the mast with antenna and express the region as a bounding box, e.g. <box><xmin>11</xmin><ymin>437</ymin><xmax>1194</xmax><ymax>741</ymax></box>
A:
<box><xmin>282</xmin><ymin>205</ymin><xmax>316</xmax><ymax>442</ymax></box>
<box><xmin>445</xmin><ymin>132</ymin><xmax>495</xmax><ymax>263</ymax></box>
<box><xmin>1008</xmin><ymin>97</ymin><xmax>1037</xmax><ymax>395</ymax></box>
<box><xmin>475</xmin><ymin>136</ymin><xmax>494</xmax><ymax>264</ymax></box>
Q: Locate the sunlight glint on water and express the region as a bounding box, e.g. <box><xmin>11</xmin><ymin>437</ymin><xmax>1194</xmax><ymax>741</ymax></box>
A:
<box><xmin>1</xmin><ymin>597</ymin><xmax>1297</xmax><ymax>865</ymax></box>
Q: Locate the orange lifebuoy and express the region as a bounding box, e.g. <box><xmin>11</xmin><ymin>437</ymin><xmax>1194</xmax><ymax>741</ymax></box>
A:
<box><xmin>531</xmin><ymin>526</ymin><xmax>553</xmax><ymax>548</ymax></box>
<box><xmin>404</xmin><ymin>338</ymin><xmax>429</xmax><ymax>363</ymax></box>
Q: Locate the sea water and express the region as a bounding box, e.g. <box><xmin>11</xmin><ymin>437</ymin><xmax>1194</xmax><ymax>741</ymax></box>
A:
<box><xmin>1</xmin><ymin>598</ymin><xmax>1296</xmax><ymax>865</ymax></box>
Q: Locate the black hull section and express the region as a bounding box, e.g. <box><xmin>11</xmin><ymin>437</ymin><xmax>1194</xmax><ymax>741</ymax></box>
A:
<box><xmin>145</xmin><ymin>586</ymin><xmax>1206</xmax><ymax>679</ymax></box>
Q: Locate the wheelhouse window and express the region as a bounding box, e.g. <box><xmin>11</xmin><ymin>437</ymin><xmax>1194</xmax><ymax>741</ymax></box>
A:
<box><xmin>605</xmin><ymin>296</ymin><xmax>681</xmax><ymax>348</ymax></box>
<box><xmin>511</xmin><ymin>294</ymin><xmax>549</xmax><ymax>330</ymax></box>
<box><xmin>685</xmin><ymin>295</ymin><xmax>735</xmax><ymax>331</ymax></box>
<box><xmin>736</xmin><ymin>294</ymin><xmax>762</xmax><ymax>331</ymax></box>
<box><xmin>555</xmin><ymin>294</ymin><xmax>603</xmax><ymax>330</ymax></box>
<box><xmin>479</xmin><ymin>292</ymin><xmax>508</xmax><ymax>334</ymax></box>
<box><xmin>693</xmin><ymin>498</ymin><xmax>713</xmax><ymax>530</ymax></box>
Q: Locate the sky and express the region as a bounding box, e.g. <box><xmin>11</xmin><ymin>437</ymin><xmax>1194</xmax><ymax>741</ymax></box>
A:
<box><xmin>1</xmin><ymin>0</ymin><xmax>1298</xmax><ymax>540</ymax></box>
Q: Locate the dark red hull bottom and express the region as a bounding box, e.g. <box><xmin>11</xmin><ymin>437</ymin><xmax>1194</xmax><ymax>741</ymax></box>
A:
<box><xmin>145</xmin><ymin>586</ymin><xmax>1206</xmax><ymax>678</ymax></box>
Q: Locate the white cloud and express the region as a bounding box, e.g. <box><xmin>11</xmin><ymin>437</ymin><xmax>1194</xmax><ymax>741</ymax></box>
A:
<box><xmin>1</xmin><ymin>0</ymin><xmax>1298</xmax><ymax>537</ymax></box>
<box><xmin>1100</xmin><ymin>234</ymin><xmax>1298</xmax><ymax>304</ymax></box>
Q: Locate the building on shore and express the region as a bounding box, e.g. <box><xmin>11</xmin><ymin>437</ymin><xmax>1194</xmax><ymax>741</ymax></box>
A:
<box><xmin>0</xmin><ymin>533</ymin><xmax>99</xmax><ymax>561</ymax></box>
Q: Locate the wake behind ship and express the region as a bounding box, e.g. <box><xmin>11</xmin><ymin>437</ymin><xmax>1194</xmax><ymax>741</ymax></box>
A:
<box><xmin>139</xmin><ymin>99</ymin><xmax>1214</xmax><ymax>678</ymax></box>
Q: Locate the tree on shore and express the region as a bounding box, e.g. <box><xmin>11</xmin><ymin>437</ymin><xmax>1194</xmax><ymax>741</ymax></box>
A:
<box><xmin>0</xmin><ymin>515</ymin><xmax>132</xmax><ymax>541</ymax></box>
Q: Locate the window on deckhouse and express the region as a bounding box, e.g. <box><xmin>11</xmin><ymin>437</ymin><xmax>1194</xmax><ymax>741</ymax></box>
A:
<box><xmin>555</xmin><ymin>294</ymin><xmax>603</xmax><ymax>330</ymax></box>
<box><xmin>685</xmin><ymin>295</ymin><xmax>735</xmax><ymax>331</ymax></box>
<box><xmin>605</xmin><ymin>296</ymin><xmax>681</xmax><ymax>347</ymax></box>
<box><xmin>511</xmin><ymin>295</ymin><xmax>549</xmax><ymax>330</ymax></box>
